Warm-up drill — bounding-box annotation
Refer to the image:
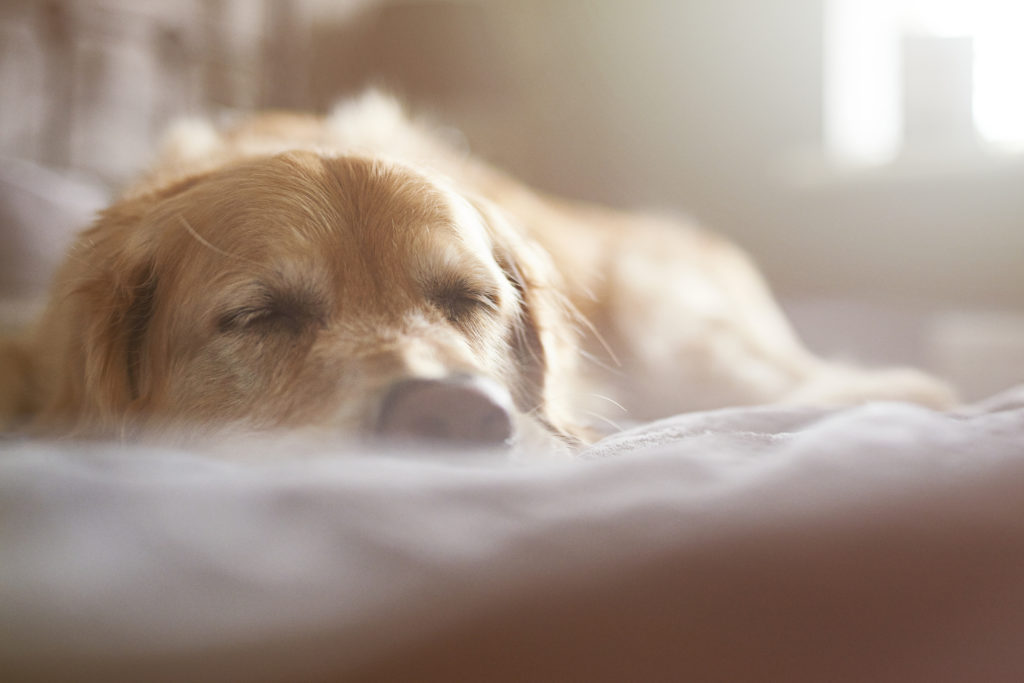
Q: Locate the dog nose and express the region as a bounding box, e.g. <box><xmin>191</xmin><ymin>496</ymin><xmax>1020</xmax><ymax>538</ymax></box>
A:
<box><xmin>377</xmin><ymin>375</ymin><xmax>513</xmax><ymax>445</ymax></box>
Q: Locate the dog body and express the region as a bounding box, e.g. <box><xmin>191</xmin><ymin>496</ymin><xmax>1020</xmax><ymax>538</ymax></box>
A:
<box><xmin>0</xmin><ymin>93</ymin><xmax>954</xmax><ymax>448</ymax></box>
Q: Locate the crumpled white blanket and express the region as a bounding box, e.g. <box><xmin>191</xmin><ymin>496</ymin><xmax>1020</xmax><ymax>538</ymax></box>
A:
<box><xmin>2</xmin><ymin>387</ymin><xmax>1023</xmax><ymax>682</ymax></box>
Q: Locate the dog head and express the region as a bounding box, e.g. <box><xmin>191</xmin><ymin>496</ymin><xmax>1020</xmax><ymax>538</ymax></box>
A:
<box><xmin>23</xmin><ymin>150</ymin><xmax>585</xmax><ymax>449</ymax></box>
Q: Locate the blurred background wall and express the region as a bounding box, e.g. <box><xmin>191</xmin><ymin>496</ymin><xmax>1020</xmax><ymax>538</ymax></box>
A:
<box><xmin>1</xmin><ymin>0</ymin><xmax>1022</xmax><ymax>397</ymax></box>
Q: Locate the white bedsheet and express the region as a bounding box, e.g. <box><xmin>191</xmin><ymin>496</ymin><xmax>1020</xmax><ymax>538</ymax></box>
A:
<box><xmin>2</xmin><ymin>388</ymin><xmax>1024</xmax><ymax>681</ymax></box>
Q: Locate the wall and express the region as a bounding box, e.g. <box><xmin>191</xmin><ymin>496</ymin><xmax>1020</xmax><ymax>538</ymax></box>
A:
<box><xmin>307</xmin><ymin>0</ymin><xmax>1023</xmax><ymax>311</ymax></box>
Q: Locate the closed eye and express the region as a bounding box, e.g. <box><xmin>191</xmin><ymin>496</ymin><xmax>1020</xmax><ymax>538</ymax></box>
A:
<box><xmin>429</xmin><ymin>279</ymin><xmax>500</xmax><ymax>323</ymax></box>
<box><xmin>217</xmin><ymin>287</ymin><xmax>326</xmax><ymax>334</ymax></box>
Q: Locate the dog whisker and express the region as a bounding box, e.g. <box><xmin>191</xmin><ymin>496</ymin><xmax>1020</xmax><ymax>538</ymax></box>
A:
<box><xmin>577</xmin><ymin>350</ymin><xmax>626</xmax><ymax>377</ymax></box>
<box><xmin>582</xmin><ymin>410</ymin><xmax>624</xmax><ymax>433</ymax></box>
<box><xmin>585</xmin><ymin>393</ymin><xmax>629</xmax><ymax>414</ymax></box>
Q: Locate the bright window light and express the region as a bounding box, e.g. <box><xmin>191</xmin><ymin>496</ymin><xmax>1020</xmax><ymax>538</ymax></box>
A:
<box><xmin>902</xmin><ymin>0</ymin><xmax>981</xmax><ymax>36</ymax></box>
<box><xmin>824</xmin><ymin>1</ymin><xmax>902</xmax><ymax>165</ymax></box>
<box><xmin>971</xmin><ymin>7</ymin><xmax>1024</xmax><ymax>149</ymax></box>
<box><xmin>826</xmin><ymin>0</ymin><xmax>1024</xmax><ymax>165</ymax></box>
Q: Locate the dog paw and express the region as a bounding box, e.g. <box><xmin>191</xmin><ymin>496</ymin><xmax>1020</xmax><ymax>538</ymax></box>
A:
<box><xmin>789</xmin><ymin>365</ymin><xmax>959</xmax><ymax>410</ymax></box>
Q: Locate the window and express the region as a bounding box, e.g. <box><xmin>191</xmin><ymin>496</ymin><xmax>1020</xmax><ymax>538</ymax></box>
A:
<box><xmin>825</xmin><ymin>0</ymin><xmax>1024</xmax><ymax>166</ymax></box>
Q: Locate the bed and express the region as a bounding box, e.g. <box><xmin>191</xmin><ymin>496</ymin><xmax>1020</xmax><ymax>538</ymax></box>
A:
<box><xmin>3</xmin><ymin>6</ymin><xmax>1024</xmax><ymax>679</ymax></box>
<box><xmin>3</xmin><ymin>387</ymin><xmax>1024</xmax><ymax>681</ymax></box>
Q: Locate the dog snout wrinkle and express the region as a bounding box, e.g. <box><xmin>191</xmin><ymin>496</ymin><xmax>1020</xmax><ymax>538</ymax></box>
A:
<box><xmin>377</xmin><ymin>375</ymin><xmax>513</xmax><ymax>446</ymax></box>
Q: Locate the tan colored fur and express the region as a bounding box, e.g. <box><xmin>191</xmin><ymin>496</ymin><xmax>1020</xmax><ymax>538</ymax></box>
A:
<box><xmin>0</xmin><ymin>93</ymin><xmax>955</xmax><ymax>447</ymax></box>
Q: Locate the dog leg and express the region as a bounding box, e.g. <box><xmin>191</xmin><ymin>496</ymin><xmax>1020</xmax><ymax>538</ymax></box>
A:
<box><xmin>549</xmin><ymin>212</ymin><xmax>956</xmax><ymax>421</ymax></box>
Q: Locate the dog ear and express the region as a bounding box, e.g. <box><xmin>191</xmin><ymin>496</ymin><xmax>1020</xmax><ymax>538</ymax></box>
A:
<box><xmin>493</xmin><ymin>248</ymin><xmax>549</xmax><ymax>411</ymax></box>
<box><xmin>27</xmin><ymin>174</ymin><xmax>206</xmax><ymax>435</ymax></box>
<box><xmin>5</xmin><ymin>179</ymin><xmax>172</xmax><ymax>435</ymax></box>
<box><xmin>472</xmin><ymin>198</ymin><xmax>589</xmax><ymax>445</ymax></box>
<box><xmin>29</xmin><ymin>203</ymin><xmax>160</xmax><ymax>435</ymax></box>
<box><xmin>3</xmin><ymin>249</ymin><xmax>154</xmax><ymax>435</ymax></box>
<box><xmin>80</xmin><ymin>251</ymin><xmax>158</xmax><ymax>412</ymax></box>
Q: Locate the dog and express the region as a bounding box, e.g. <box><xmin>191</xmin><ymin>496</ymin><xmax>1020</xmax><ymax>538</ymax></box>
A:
<box><xmin>0</xmin><ymin>92</ymin><xmax>955</xmax><ymax>449</ymax></box>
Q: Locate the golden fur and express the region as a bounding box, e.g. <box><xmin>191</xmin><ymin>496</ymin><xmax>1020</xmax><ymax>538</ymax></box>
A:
<box><xmin>0</xmin><ymin>92</ymin><xmax>955</xmax><ymax>448</ymax></box>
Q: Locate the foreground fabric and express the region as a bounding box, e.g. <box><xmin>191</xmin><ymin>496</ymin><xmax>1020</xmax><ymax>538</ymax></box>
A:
<box><xmin>2</xmin><ymin>388</ymin><xmax>1023</xmax><ymax>681</ymax></box>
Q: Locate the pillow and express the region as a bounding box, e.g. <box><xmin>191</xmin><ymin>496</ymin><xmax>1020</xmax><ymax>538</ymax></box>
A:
<box><xmin>0</xmin><ymin>156</ymin><xmax>109</xmax><ymax>300</ymax></box>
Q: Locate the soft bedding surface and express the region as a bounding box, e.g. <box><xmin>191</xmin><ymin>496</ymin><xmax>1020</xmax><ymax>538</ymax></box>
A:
<box><xmin>2</xmin><ymin>388</ymin><xmax>1024</xmax><ymax>682</ymax></box>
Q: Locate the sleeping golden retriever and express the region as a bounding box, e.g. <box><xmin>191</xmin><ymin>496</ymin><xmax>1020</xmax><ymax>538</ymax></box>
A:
<box><xmin>0</xmin><ymin>92</ymin><xmax>954</xmax><ymax>449</ymax></box>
